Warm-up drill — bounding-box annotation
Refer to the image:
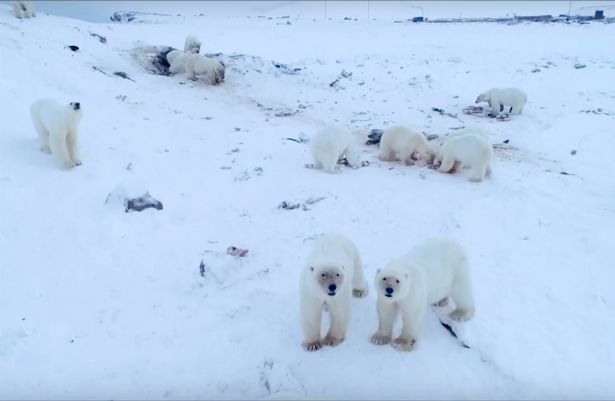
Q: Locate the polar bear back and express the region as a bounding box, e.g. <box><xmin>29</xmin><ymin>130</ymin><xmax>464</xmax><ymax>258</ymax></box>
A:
<box><xmin>441</xmin><ymin>133</ymin><xmax>492</xmax><ymax>166</ymax></box>
<box><xmin>30</xmin><ymin>99</ymin><xmax>72</xmax><ymax>132</ymax></box>
<box><xmin>403</xmin><ymin>238</ymin><xmax>468</xmax><ymax>304</ymax></box>
<box><xmin>381</xmin><ymin>126</ymin><xmax>428</xmax><ymax>152</ymax></box>
<box><xmin>482</xmin><ymin>87</ymin><xmax>527</xmax><ymax>114</ymax></box>
<box><xmin>311</xmin><ymin>127</ymin><xmax>353</xmax><ymax>160</ymax></box>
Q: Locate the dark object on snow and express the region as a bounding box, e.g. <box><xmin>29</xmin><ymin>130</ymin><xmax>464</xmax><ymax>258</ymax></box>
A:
<box><xmin>110</xmin><ymin>11</ymin><xmax>137</xmax><ymax>23</ymax></box>
<box><xmin>366</xmin><ymin>128</ymin><xmax>384</xmax><ymax>145</ymax></box>
<box><xmin>67</xmin><ymin>45</ymin><xmax>79</xmax><ymax>52</ymax></box>
<box><xmin>440</xmin><ymin>321</ymin><xmax>471</xmax><ymax>349</ymax></box>
<box><xmin>412</xmin><ymin>16</ymin><xmax>424</xmax><ymax>22</ymax></box>
<box><xmin>114</xmin><ymin>71</ymin><xmax>135</xmax><ymax>81</ymax></box>
<box><xmin>463</xmin><ymin>105</ymin><xmax>511</xmax><ymax>121</ymax></box>
<box><xmin>125</xmin><ymin>192</ymin><xmax>163</xmax><ymax>212</ymax></box>
<box><xmin>89</xmin><ymin>32</ymin><xmax>107</xmax><ymax>43</ymax></box>
<box><xmin>150</xmin><ymin>47</ymin><xmax>175</xmax><ymax>76</ymax></box>
<box><xmin>431</xmin><ymin>107</ymin><xmax>460</xmax><ymax>120</ymax></box>
<box><xmin>285</xmin><ymin>137</ymin><xmax>306</xmax><ymax>144</ymax></box>
<box><xmin>227</xmin><ymin>246</ymin><xmax>249</xmax><ymax>257</ymax></box>
<box><xmin>574</xmin><ymin>63</ymin><xmax>586</xmax><ymax>69</ymax></box>
<box><xmin>531</xmin><ymin>68</ymin><xmax>541</xmax><ymax>73</ymax></box>
<box><xmin>595</xmin><ymin>10</ymin><xmax>604</xmax><ymax>20</ymax></box>
<box><xmin>503</xmin><ymin>139</ymin><xmax>510</xmax><ymax>144</ymax></box>
<box><xmin>273</xmin><ymin>61</ymin><xmax>302</xmax><ymax>75</ymax></box>
<box><xmin>278</xmin><ymin>201</ymin><xmax>301</xmax><ymax>210</ymax></box>
<box><xmin>570</xmin><ymin>149</ymin><xmax>577</xmax><ymax>155</ymax></box>
<box><xmin>199</xmin><ymin>260</ymin><xmax>206</xmax><ymax>277</ymax></box>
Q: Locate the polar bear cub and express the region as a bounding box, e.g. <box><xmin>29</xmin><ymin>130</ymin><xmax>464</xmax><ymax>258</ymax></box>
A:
<box><xmin>475</xmin><ymin>87</ymin><xmax>527</xmax><ymax>115</ymax></box>
<box><xmin>13</xmin><ymin>0</ymin><xmax>35</xmax><ymax>18</ymax></box>
<box><xmin>378</xmin><ymin>126</ymin><xmax>434</xmax><ymax>165</ymax></box>
<box><xmin>300</xmin><ymin>233</ymin><xmax>369</xmax><ymax>351</ymax></box>
<box><xmin>310</xmin><ymin>126</ymin><xmax>361</xmax><ymax>173</ymax></box>
<box><xmin>30</xmin><ymin>99</ymin><xmax>83</xmax><ymax>169</ymax></box>
<box><xmin>183</xmin><ymin>54</ymin><xmax>225</xmax><ymax>84</ymax></box>
<box><xmin>371</xmin><ymin>238</ymin><xmax>475</xmax><ymax>351</ymax></box>
<box><xmin>184</xmin><ymin>34</ymin><xmax>202</xmax><ymax>54</ymax></box>
<box><xmin>434</xmin><ymin>132</ymin><xmax>493</xmax><ymax>182</ymax></box>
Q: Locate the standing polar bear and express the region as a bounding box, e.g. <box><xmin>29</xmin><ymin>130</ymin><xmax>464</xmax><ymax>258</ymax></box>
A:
<box><xmin>475</xmin><ymin>87</ymin><xmax>527</xmax><ymax>115</ymax></box>
<box><xmin>371</xmin><ymin>238</ymin><xmax>475</xmax><ymax>352</ymax></box>
<box><xmin>310</xmin><ymin>126</ymin><xmax>361</xmax><ymax>173</ymax></box>
<box><xmin>13</xmin><ymin>0</ymin><xmax>35</xmax><ymax>19</ymax></box>
<box><xmin>30</xmin><ymin>99</ymin><xmax>83</xmax><ymax>169</ymax></box>
<box><xmin>434</xmin><ymin>132</ymin><xmax>493</xmax><ymax>182</ymax></box>
<box><xmin>378</xmin><ymin>126</ymin><xmax>435</xmax><ymax>165</ymax></box>
<box><xmin>300</xmin><ymin>233</ymin><xmax>369</xmax><ymax>351</ymax></box>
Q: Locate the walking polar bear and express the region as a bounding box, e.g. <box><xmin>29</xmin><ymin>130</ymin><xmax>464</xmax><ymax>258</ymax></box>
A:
<box><xmin>475</xmin><ymin>87</ymin><xmax>527</xmax><ymax>115</ymax></box>
<box><xmin>371</xmin><ymin>238</ymin><xmax>475</xmax><ymax>352</ymax></box>
<box><xmin>310</xmin><ymin>126</ymin><xmax>361</xmax><ymax>173</ymax></box>
<box><xmin>13</xmin><ymin>0</ymin><xmax>35</xmax><ymax>19</ymax></box>
<box><xmin>434</xmin><ymin>132</ymin><xmax>493</xmax><ymax>182</ymax></box>
<box><xmin>300</xmin><ymin>233</ymin><xmax>369</xmax><ymax>351</ymax></box>
<box><xmin>378</xmin><ymin>126</ymin><xmax>435</xmax><ymax>165</ymax></box>
<box><xmin>30</xmin><ymin>99</ymin><xmax>83</xmax><ymax>169</ymax></box>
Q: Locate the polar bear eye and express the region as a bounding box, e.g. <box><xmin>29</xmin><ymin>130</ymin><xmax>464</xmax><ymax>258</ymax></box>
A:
<box><xmin>336</xmin><ymin>273</ymin><xmax>339</xmax><ymax>277</ymax></box>
<box><xmin>382</xmin><ymin>278</ymin><xmax>386</xmax><ymax>281</ymax></box>
<box><xmin>321</xmin><ymin>273</ymin><xmax>325</xmax><ymax>277</ymax></box>
<box><xmin>396</xmin><ymin>279</ymin><xmax>400</xmax><ymax>284</ymax></box>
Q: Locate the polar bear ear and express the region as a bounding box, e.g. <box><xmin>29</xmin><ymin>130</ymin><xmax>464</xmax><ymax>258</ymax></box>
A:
<box><xmin>376</xmin><ymin>268</ymin><xmax>381</xmax><ymax>274</ymax></box>
<box><xmin>309</xmin><ymin>266</ymin><xmax>314</xmax><ymax>272</ymax></box>
<box><xmin>341</xmin><ymin>265</ymin><xmax>345</xmax><ymax>271</ymax></box>
<box><xmin>405</xmin><ymin>273</ymin><xmax>408</xmax><ymax>279</ymax></box>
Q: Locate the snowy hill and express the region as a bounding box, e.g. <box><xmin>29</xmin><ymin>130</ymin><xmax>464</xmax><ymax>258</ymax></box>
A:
<box><xmin>1</xmin><ymin>3</ymin><xmax>614</xmax><ymax>399</ymax></box>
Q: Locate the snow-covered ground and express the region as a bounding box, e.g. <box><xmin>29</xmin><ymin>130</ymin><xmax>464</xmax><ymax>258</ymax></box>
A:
<box><xmin>1</xmin><ymin>2</ymin><xmax>614</xmax><ymax>399</ymax></box>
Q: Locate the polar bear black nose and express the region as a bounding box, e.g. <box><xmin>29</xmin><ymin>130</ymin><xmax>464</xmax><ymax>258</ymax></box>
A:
<box><xmin>73</xmin><ymin>102</ymin><xmax>80</xmax><ymax>110</ymax></box>
<box><xmin>328</xmin><ymin>284</ymin><xmax>337</xmax><ymax>292</ymax></box>
<box><xmin>385</xmin><ymin>287</ymin><xmax>394</xmax><ymax>294</ymax></box>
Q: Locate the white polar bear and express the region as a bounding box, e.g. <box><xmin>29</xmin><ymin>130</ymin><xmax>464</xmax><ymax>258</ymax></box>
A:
<box><xmin>434</xmin><ymin>133</ymin><xmax>493</xmax><ymax>182</ymax></box>
<box><xmin>13</xmin><ymin>0</ymin><xmax>35</xmax><ymax>18</ymax></box>
<box><xmin>475</xmin><ymin>87</ymin><xmax>527</xmax><ymax>115</ymax></box>
<box><xmin>184</xmin><ymin>34</ymin><xmax>202</xmax><ymax>54</ymax></box>
<box><xmin>300</xmin><ymin>233</ymin><xmax>369</xmax><ymax>351</ymax></box>
<box><xmin>30</xmin><ymin>99</ymin><xmax>83</xmax><ymax>169</ymax></box>
<box><xmin>183</xmin><ymin>54</ymin><xmax>225</xmax><ymax>84</ymax></box>
<box><xmin>378</xmin><ymin>125</ymin><xmax>435</xmax><ymax>165</ymax></box>
<box><xmin>310</xmin><ymin>126</ymin><xmax>361</xmax><ymax>173</ymax></box>
<box><xmin>371</xmin><ymin>238</ymin><xmax>475</xmax><ymax>352</ymax></box>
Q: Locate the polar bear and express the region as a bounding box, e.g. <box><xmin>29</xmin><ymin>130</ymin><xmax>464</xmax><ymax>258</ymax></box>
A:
<box><xmin>300</xmin><ymin>233</ymin><xmax>369</xmax><ymax>351</ymax></box>
<box><xmin>378</xmin><ymin>126</ymin><xmax>435</xmax><ymax>165</ymax></box>
<box><xmin>371</xmin><ymin>238</ymin><xmax>475</xmax><ymax>352</ymax></box>
<box><xmin>310</xmin><ymin>126</ymin><xmax>361</xmax><ymax>173</ymax></box>
<box><xmin>30</xmin><ymin>99</ymin><xmax>83</xmax><ymax>169</ymax></box>
<box><xmin>183</xmin><ymin>54</ymin><xmax>225</xmax><ymax>84</ymax></box>
<box><xmin>13</xmin><ymin>0</ymin><xmax>35</xmax><ymax>18</ymax></box>
<box><xmin>184</xmin><ymin>34</ymin><xmax>201</xmax><ymax>54</ymax></box>
<box><xmin>434</xmin><ymin>133</ymin><xmax>493</xmax><ymax>182</ymax></box>
<box><xmin>475</xmin><ymin>87</ymin><xmax>527</xmax><ymax>115</ymax></box>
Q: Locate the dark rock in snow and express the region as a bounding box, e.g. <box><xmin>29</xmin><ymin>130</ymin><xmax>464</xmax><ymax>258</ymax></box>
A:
<box><xmin>89</xmin><ymin>32</ymin><xmax>107</xmax><ymax>43</ymax></box>
<box><xmin>125</xmin><ymin>192</ymin><xmax>163</xmax><ymax>212</ymax></box>
<box><xmin>366</xmin><ymin>128</ymin><xmax>384</xmax><ymax>145</ymax></box>
<box><xmin>66</xmin><ymin>45</ymin><xmax>79</xmax><ymax>52</ymax></box>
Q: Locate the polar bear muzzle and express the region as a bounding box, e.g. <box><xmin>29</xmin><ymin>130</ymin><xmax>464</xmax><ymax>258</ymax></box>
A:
<box><xmin>315</xmin><ymin>267</ymin><xmax>344</xmax><ymax>296</ymax></box>
<box><xmin>70</xmin><ymin>102</ymin><xmax>80</xmax><ymax>110</ymax></box>
<box><xmin>379</xmin><ymin>276</ymin><xmax>401</xmax><ymax>298</ymax></box>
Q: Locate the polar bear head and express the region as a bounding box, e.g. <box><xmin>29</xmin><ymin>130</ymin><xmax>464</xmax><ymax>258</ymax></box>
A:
<box><xmin>308</xmin><ymin>264</ymin><xmax>345</xmax><ymax>297</ymax></box>
<box><xmin>475</xmin><ymin>91</ymin><xmax>490</xmax><ymax>104</ymax></box>
<box><xmin>374</xmin><ymin>264</ymin><xmax>410</xmax><ymax>303</ymax></box>
<box><xmin>66</xmin><ymin>102</ymin><xmax>82</xmax><ymax>123</ymax></box>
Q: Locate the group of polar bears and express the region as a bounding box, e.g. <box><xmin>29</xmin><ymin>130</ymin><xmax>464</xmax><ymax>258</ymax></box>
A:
<box><xmin>300</xmin><ymin>233</ymin><xmax>474</xmax><ymax>352</ymax></box>
<box><xmin>310</xmin><ymin>87</ymin><xmax>526</xmax><ymax>182</ymax></box>
<box><xmin>166</xmin><ymin>34</ymin><xmax>226</xmax><ymax>85</ymax></box>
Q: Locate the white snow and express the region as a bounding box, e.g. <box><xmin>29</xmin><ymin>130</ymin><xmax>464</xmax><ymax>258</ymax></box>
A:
<box><xmin>1</xmin><ymin>2</ymin><xmax>614</xmax><ymax>399</ymax></box>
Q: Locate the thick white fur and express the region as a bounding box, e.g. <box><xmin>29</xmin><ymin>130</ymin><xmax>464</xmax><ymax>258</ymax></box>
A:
<box><xmin>378</xmin><ymin>126</ymin><xmax>434</xmax><ymax>165</ymax></box>
<box><xmin>475</xmin><ymin>87</ymin><xmax>527</xmax><ymax>115</ymax></box>
<box><xmin>30</xmin><ymin>99</ymin><xmax>82</xmax><ymax>169</ymax></box>
<box><xmin>310</xmin><ymin>126</ymin><xmax>361</xmax><ymax>173</ymax></box>
<box><xmin>371</xmin><ymin>238</ymin><xmax>475</xmax><ymax>352</ymax></box>
<box><xmin>184</xmin><ymin>34</ymin><xmax>201</xmax><ymax>53</ymax></box>
<box><xmin>183</xmin><ymin>54</ymin><xmax>225</xmax><ymax>84</ymax></box>
<box><xmin>300</xmin><ymin>233</ymin><xmax>368</xmax><ymax>351</ymax></box>
<box><xmin>435</xmin><ymin>133</ymin><xmax>493</xmax><ymax>182</ymax></box>
<box><xmin>13</xmin><ymin>0</ymin><xmax>35</xmax><ymax>18</ymax></box>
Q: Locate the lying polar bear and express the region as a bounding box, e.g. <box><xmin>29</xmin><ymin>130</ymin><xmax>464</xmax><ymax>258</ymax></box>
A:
<box><xmin>300</xmin><ymin>233</ymin><xmax>368</xmax><ymax>351</ymax></box>
<box><xmin>434</xmin><ymin>132</ymin><xmax>493</xmax><ymax>182</ymax></box>
<box><xmin>378</xmin><ymin>125</ymin><xmax>435</xmax><ymax>165</ymax></box>
<box><xmin>371</xmin><ymin>238</ymin><xmax>475</xmax><ymax>351</ymax></box>
<box><xmin>475</xmin><ymin>87</ymin><xmax>527</xmax><ymax>115</ymax></box>
<box><xmin>310</xmin><ymin>126</ymin><xmax>361</xmax><ymax>173</ymax></box>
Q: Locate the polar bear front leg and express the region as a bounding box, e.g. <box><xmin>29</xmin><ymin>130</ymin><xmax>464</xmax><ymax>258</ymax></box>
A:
<box><xmin>301</xmin><ymin>298</ymin><xmax>323</xmax><ymax>351</ymax></box>
<box><xmin>370</xmin><ymin>299</ymin><xmax>397</xmax><ymax>345</ymax></box>
<box><xmin>469</xmin><ymin>163</ymin><xmax>487</xmax><ymax>182</ymax></box>
<box><xmin>323</xmin><ymin>299</ymin><xmax>349</xmax><ymax>347</ymax></box>
<box><xmin>437</xmin><ymin>154</ymin><xmax>456</xmax><ymax>174</ymax></box>
<box><xmin>393</xmin><ymin>302</ymin><xmax>425</xmax><ymax>352</ymax></box>
<box><xmin>32</xmin><ymin>119</ymin><xmax>51</xmax><ymax>154</ymax></box>
<box><xmin>67</xmin><ymin>128</ymin><xmax>82</xmax><ymax>166</ymax></box>
<box><xmin>344</xmin><ymin>144</ymin><xmax>361</xmax><ymax>169</ymax></box>
<box><xmin>50</xmin><ymin>130</ymin><xmax>74</xmax><ymax>169</ymax></box>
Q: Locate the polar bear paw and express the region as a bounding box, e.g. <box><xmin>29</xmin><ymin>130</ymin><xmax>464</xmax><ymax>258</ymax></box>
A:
<box><xmin>322</xmin><ymin>334</ymin><xmax>344</xmax><ymax>347</ymax></box>
<box><xmin>353</xmin><ymin>288</ymin><xmax>368</xmax><ymax>298</ymax></box>
<box><xmin>370</xmin><ymin>333</ymin><xmax>391</xmax><ymax>345</ymax></box>
<box><xmin>302</xmin><ymin>340</ymin><xmax>323</xmax><ymax>352</ymax></box>
<box><xmin>392</xmin><ymin>336</ymin><xmax>417</xmax><ymax>352</ymax></box>
<box><xmin>433</xmin><ymin>297</ymin><xmax>449</xmax><ymax>307</ymax></box>
<box><xmin>73</xmin><ymin>159</ymin><xmax>82</xmax><ymax>166</ymax></box>
<box><xmin>40</xmin><ymin>145</ymin><xmax>52</xmax><ymax>154</ymax></box>
<box><xmin>449</xmin><ymin>308</ymin><xmax>474</xmax><ymax>322</ymax></box>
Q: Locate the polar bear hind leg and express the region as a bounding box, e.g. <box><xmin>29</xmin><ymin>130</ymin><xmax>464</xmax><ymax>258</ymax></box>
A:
<box><xmin>438</xmin><ymin>154</ymin><xmax>456</xmax><ymax>173</ymax></box>
<box><xmin>344</xmin><ymin>144</ymin><xmax>361</xmax><ymax>169</ymax></box>
<box><xmin>351</xmin><ymin>253</ymin><xmax>368</xmax><ymax>298</ymax></box>
<box><xmin>31</xmin><ymin>117</ymin><xmax>51</xmax><ymax>154</ymax></box>
<box><xmin>448</xmin><ymin>275</ymin><xmax>475</xmax><ymax>322</ymax></box>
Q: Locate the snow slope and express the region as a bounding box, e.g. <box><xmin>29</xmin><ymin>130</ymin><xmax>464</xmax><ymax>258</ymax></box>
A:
<box><xmin>1</xmin><ymin>3</ymin><xmax>614</xmax><ymax>400</ymax></box>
